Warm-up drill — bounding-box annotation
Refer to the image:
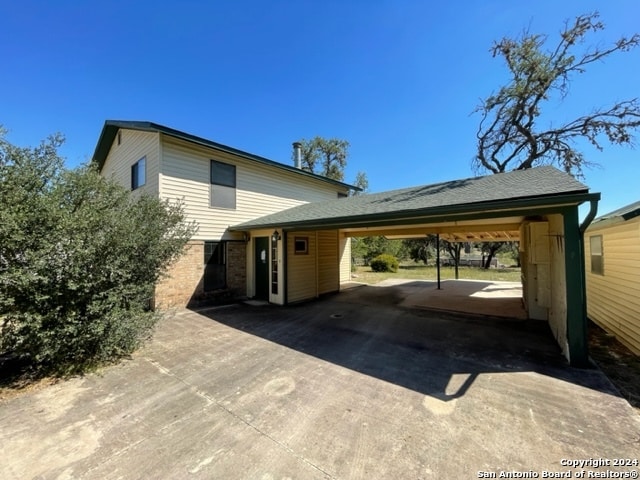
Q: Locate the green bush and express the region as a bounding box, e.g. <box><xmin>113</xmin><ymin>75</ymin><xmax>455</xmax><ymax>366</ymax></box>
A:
<box><xmin>370</xmin><ymin>254</ymin><xmax>399</xmax><ymax>273</ymax></box>
<box><xmin>0</xmin><ymin>128</ymin><xmax>197</xmax><ymax>376</ymax></box>
<box><xmin>352</xmin><ymin>236</ymin><xmax>408</xmax><ymax>265</ymax></box>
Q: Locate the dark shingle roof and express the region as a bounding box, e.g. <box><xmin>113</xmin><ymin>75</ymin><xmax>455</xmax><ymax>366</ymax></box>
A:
<box><xmin>233</xmin><ymin>166</ymin><xmax>592</xmax><ymax>231</ymax></box>
<box><xmin>592</xmin><ymin>200</ymin><xmax>640</xmax><ymax>224</ymax></box>
<box><xmin>91</xmin><ymin>120</ymin><xmax>358</xmax><ymax>191</ymax></box>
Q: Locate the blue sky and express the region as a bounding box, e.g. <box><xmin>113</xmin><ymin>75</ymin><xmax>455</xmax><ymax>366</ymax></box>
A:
<box><xmin>1</xmin><ymin>0</ymin><xmax>638</xmax><ymax>216</ymax></box>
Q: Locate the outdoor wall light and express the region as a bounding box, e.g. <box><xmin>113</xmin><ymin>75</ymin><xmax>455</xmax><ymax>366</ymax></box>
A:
<box><xmin>271</xmin><ymin>230</ymin><xmax>281</xmax><ymax>243</ymax></box>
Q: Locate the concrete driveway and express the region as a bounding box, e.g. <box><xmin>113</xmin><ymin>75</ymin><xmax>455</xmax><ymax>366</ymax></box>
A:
<box><xmin>2</xmin><ymin>282</ymin><xmax>639</xmax><ymax>479</ymax></box>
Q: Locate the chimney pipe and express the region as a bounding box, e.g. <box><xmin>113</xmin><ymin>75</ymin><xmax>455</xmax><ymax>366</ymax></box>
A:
<box><xmin>292</xmin><ymin>142</ymin><xmax>302</xmax><ymax>169</ymax></box>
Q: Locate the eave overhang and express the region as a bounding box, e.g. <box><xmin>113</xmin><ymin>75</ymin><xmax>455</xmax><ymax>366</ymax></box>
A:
<box><xmin>232</xmin><ymin>192</ymin><xmax>600</xmax><ymax>233</ymax></box>
<box><xmin>91</xmin><ymin>120</ymin><xmax>359</xmax><ymax>192</ymax></box>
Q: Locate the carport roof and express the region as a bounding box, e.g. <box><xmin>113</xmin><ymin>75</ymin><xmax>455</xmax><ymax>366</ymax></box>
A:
<box><xmin>232</xmin><ymin>166</ymin><xmax>596</xmax><ymax>231</ymax></box>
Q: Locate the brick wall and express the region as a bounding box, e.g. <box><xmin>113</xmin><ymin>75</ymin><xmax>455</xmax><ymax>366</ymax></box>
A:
<box><xmin>154</xmin><ymin>241</ymin><xmax>204</xmax><ymax>309</ymax></box>
<box><xmin>227</xmin><ymin>242</ymin><xmax>247</xmax><ymax>295</ymax></box>
<box><xmin>154</xmin><ymin>240</ymin><xmax>247</xmax><ymax>309</ymax></box>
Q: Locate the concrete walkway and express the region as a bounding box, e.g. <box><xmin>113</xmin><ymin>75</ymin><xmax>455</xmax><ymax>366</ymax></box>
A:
<box><xmin>372</xmin><ymin>278</ymin><xmax>527</xmax><ymax>319</ymax></box>
<box><xmin>1</xmin><ymin>284</ymin><xmax>639</xmax><ymax>479</ymax></box>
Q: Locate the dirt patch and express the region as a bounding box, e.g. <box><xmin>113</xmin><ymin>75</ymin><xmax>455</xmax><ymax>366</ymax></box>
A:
<box><xmin>588</xmin><ymin>321</ymin><xmax>640</xmax><ymax>411</ymax></box>
<box><xmin>0</xmin><ymin>355</ymin><xmax>61</xmax><ymax>402</ymax></box>
<box><xmin>0</xmin><ymin>376</ymin><xmax>59</xmax><ymax>402</ymax></box>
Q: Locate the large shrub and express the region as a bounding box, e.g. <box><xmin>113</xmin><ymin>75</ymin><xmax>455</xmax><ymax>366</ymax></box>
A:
<box><xmin>370</xmin><ymin>254</ymin><xmax>399</xmax><ymax>273</ymax></box>
<box><xmin>352</xmin><ymin>236</ymin><xmax>408</xmax><ymax>265</ymax></box>
<box><xmin>0</xmin><ymin>128</ymin><xmax>196</xmax><ymax>376</ymax></box>
<box><xmin>404</xmin><ymin>237</ymin><xmax>437</xmax><ymax>265</ymax></box>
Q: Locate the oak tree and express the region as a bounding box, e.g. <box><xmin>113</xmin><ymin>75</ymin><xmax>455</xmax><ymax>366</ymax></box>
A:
<box><xmin>294</xmin><ymin>136</ymin><xmax>368</xmax><ymax>193</ymax></box>
<box><xmin>475</xmin><ymin>12</ymin><xmax>640</xmax><ymax>178</ymax></box>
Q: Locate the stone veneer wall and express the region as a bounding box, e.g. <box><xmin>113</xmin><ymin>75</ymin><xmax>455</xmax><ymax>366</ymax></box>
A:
<box><xmin>154</xmin><ymin>240</ymin><xmax>247</xmax><ymax>309</ymax></box>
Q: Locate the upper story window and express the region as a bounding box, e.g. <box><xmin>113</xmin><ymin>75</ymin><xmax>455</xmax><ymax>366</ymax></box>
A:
<box><xmin>210</xmin><ymin>160</ymin><xmax>236</xmax><ymax>209</ymax></box>
<box><xmin>590</xmin><ymin>235</ymin><xmax>604</xmax><ymax>275</ymax></box>
<box><xmin>131</xmin><ymin>156</ymin><xmax>146</xmax><ymax>190</ymax></box>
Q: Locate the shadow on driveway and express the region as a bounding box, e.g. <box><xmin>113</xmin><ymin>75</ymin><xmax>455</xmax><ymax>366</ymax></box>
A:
<box><xmin>199</xmin><ymin>283</ymin><xmax>616</xmax><ymax>402</ymax></box>
<box><xmin>3</xmin><ymin>283</ymin><xmax>639</xmax><ymax>479</ymax></box>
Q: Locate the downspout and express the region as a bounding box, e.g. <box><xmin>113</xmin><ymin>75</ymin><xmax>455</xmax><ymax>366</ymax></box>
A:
<box><xmin>579</xmin><ymin>199</ymin><xmax>599</xmax><ymax>235</ymax></box>
<box><xmin>578</xmin><ymin>198</ymin><xmax>599</xmax><ymax>366</ymax></box>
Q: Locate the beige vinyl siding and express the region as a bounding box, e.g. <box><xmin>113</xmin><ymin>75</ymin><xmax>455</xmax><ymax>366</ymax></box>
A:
<box><xmin>101</xmin><ymin>130</ymin><xmax>160</xmax><ymax>196</ymax></box>
<box><xmin>287</xmin><ymin>232</ymin><xmax>317</xmax><ymax>303</ymax></box>
<box><xmin>585</xmin><ymin>220</ymin><xmax>640</xmax><ymax>354</ymax></box>
<box><xmin>318</xmin><ymin>230</ymin><xmax>339</xmax><ymax>294</ymax></box>
<box><xmin>339</xmin><ymin>235</ymin><xmax>351</xmax><ymax>283</ymax></box>
<box><xmin>546</xmin><ymin>214</ymin><xmax>568</xmax><ymax>358</ymax></box>
<box><xmin>160</xmin><ymin>137</ymin><xmax>346</xmax><ymax>240</ymax></box>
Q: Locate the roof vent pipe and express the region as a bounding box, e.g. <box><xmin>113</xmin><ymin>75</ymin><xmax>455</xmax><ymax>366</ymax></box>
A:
<box><xmin>292</xmin><ymin>142</ymin><xmax>302</xmax><ymax>169</ymax></box>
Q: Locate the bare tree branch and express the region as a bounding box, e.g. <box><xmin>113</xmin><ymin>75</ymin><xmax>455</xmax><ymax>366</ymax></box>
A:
<box><xmin>474</xmin><ymin>12</ymin><xmax>640</xmax><ymax>178</ymax></box>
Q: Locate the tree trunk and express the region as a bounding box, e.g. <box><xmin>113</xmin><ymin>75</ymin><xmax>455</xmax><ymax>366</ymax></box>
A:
<box><xmin>482</xmin><ymin>243</ymin><xmax>502</xmax><ymax>269</ymax></box>
<box><xmin>443</xmin><ymin>241</ymin><xmax>462</xmax><ymax>280</ymax></box>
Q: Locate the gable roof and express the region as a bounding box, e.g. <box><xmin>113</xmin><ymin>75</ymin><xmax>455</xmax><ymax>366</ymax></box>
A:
<box><xmin>91</xmin><ymin>120</ymin><xmax>358</xmax><ymax>191</ymax></box>
<box><xmin>589</xmin><ymin>199</ymin><xmax>640</xmax><ymax>229</ymax></box>
<box><xmin>233</xmin><ymin>166</ymin><xmax>596</xmax><ymax>231</ymax></box>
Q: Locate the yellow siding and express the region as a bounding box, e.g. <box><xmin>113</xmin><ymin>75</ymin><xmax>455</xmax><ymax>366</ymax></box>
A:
<box><xmin>287</xmin><ymin>232</ymin><xmax>317</xmax><ymax>303</ymax></box>
<box><xmin>339</xmin><ymin>235</ymin><xmax>351</xmax><ymax>283</ymax></box>
<box><xmin>521</xmin><ymin>221</ymin><xmax>550</xmax><ymax>320</ymax></box>
<box><xmin>585</xmin><ymin>220</ymin><xmax>640</xmax><ymax>354</ymax></box>
<box><xmin>520</xmin><ymin>215</ymin><xmax>570</xmax><ymax>360</ymax></box>
<box><xmin>546</xmin><ymin>214</ymin><xmax>568</xmax><ymax>359</ymax></box>
<box><xmin>160</xmin><ymin>137</ymin><xmax>347</xmax><ymax>240</ymax></box>
<box><xmin>318</xmin><ymin>230</ymin><xmax>339</xmax><ymax>294</ymax></box>
<box><xmin>101</xmin><ymin>129</ymin><xmax>160</xmax><ymax>196</ymax></box>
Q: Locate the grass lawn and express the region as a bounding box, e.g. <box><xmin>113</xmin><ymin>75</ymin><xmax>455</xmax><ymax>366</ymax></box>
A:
<box><xmin>352</xmin><ymin>263</ymin><xmax>522</xmax><ymax>284</ymax></box>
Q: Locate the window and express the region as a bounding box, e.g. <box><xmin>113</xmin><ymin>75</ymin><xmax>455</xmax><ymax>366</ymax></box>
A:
<box><xmin>294</xmin><ymin>237</ymin><xmax>308</xmax><ymax>255</ymax></box>
<box><xmin>204</xmin><ymin>241</ymin><xmax>226</xmax><ymax>291</ymax></box>
<box><xmin>590</xmin><ymin>235</ymin><xmax>604</xmax><ymax>275</ymax></box>
<box><xmin>271</xmin><ymin>240</ymin><xmax>278</xmax><ymax>295</ymax></box>
<box><xmin>210</xmin><ymin>160</ymin><xmax>236</xmax><ymax>209</ymax></box>
<box><xmin>131</xmin><ymin>156</ymin><xmax>146</xmax><ymax>190</ymax></box>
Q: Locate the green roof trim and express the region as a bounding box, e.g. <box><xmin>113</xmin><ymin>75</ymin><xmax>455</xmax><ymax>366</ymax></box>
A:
<box><xmin>232</xmin><ymin>166</ymin><xmax>598</xmax><ymax>231</ymax></box>
<box><xmin>594</xmin><ymin>199</ymin><xmax>640</xmax><ymax>222</ymax></box>
<box><xmin>588</xmin><ymin>199</ymin><xmax>640</xmax><ymax>230</ymax></box>
<box><xmin>91</xmin><ymin>120</ymin><xmax>359</xmax><ymax>191</ymax></box>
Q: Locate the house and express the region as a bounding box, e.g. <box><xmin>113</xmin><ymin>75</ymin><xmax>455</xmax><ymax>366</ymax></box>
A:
<box><xmin>584</xmin><ymin>200</ymin><xmax>640</xmax><ymax>355</ymax></box>
<box><xmin>92</xmin><ymin>121</ymin><xmax>357</xmax><ymax>308</ymax></box>
<box><xmin>93</xmin><ymin>120</ymin><xmax>600</xmax><ymax>366</ymax></box>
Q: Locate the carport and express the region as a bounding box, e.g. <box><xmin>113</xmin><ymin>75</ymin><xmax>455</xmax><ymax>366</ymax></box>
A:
<box><xmin>233</xmin><ymin>166</ymin><xmax>600</xmax><ymax>367</ymax></box>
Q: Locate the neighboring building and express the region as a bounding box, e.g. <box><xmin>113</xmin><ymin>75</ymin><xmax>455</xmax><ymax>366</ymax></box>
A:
<box><xmin>93</xmin><ymin>121</ymin><xmax>600</xmax><ymax>366</ymax></box>
<box><xmin>92</xmin><ymin>121</ymin><xmax>356</xmax><ymax>308</ymax></box>
<box><xmin>585</xmin><ymin>201</ymin><xmax>640</xmax><ymax>355</ymax></box>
